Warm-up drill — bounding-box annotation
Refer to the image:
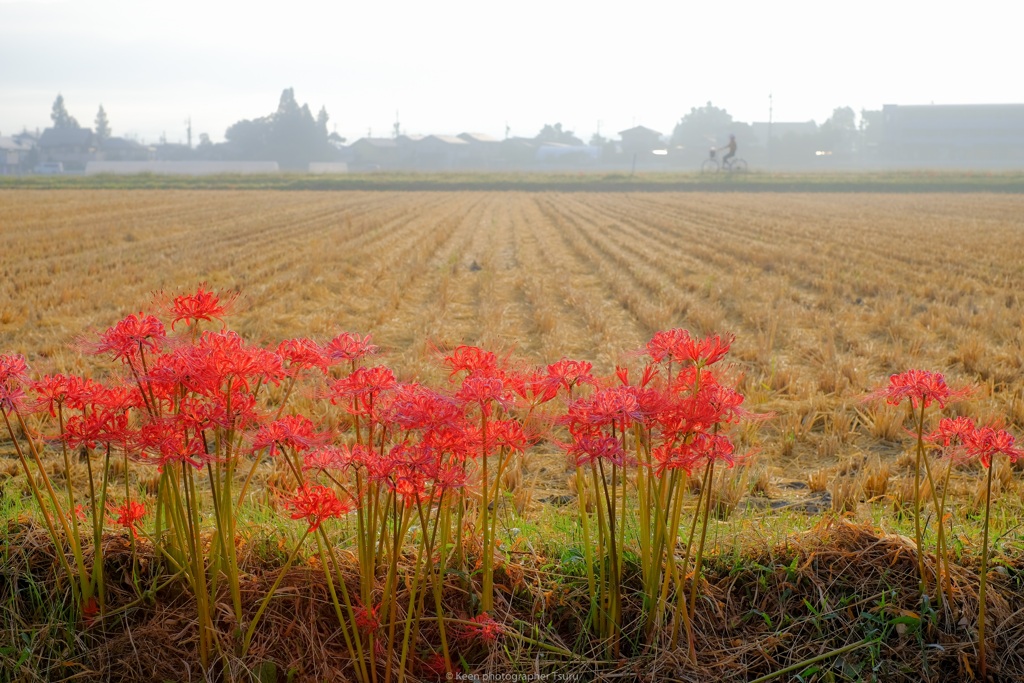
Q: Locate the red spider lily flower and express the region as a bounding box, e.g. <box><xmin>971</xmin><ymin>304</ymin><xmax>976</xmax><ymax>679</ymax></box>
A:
<box><xmin>632</xmin><ymin>386</ymin><xmax>670</xmax><ymax>429</ymax></box>
<box><xmin>567</xmin><ymin>434</ymin><xmax>627</xmax><ymax>468</ymax></box>
<box><xmin>198</xmin><ymin>389</ymin><xmax>261</xmax><ymax>432</ymax></box>
<box><xmin>0</xmin><ymin>354</ymin><xmax>29</xmax><ymax>385</ymax></box>
<box><xmin>421</xmin><ymin>424</ymin><xmax>477</xmax><ymax>462</ymax></box>
<box><xmin>342</xmin><ymin>442</ymin><xmax>377</xmax><ymax>469</ymax></box>
<box><xmin>251</xmin><ymin>415</ymin><xmax>324</xmax><ymax>456</ymax></box>
<box><xmin>420</xmin><ymin>653</ymin><xmax>447</xmax><ymax>678</ymax></box>
<box><xmin>277</xmin><ymin>338</ymin><xmax>329</xmax><ymax>375</ymax></box>
<box><xmin>0</xmin><ymin>354</ymin><xmax>29</xmax><ymax>412</ymax></box>
<box><xmin>30</xmin><ymin>374</ymin><xmax>111</xmax><ymax>417</ymax></box>
<box><xmin>286</xmin><ymin>484</ymin><xmax>350</xmax><ymax>532</ymax></box>
<box><xmin>490</xmin><ymin>419</ymin><xmax>528</xmax><ymax>452</ymax></box>
<box><xmin>329</xmin><ymin>366</ymin><xmax>398</xmax><ymax>414</ymax></box>
<box><xmin>655</xmin><ymin>392</ymin><xmax>718</xmax><ymax>439</ymax></box>
<box><xmin>434</xmin><ymin>462</ymin><xmax>468</xmax><ymax>492</ymax></box>
<box><xmin>652</xmin><ymin>442</ymin><xmax>705</xmax><ymax>477</ymax></box>
<box><xmin>455</xmin><ymin>376</ymin><xmax>513</xmax><ymax>416</ymax></box>
<box><xmin>965</xmin><ymin>426</ymin><xmax>1022</xmax><ymax>468</ymax></box>
<box><xmin>95</xmin><ymin>313</ymin><xmax>166</xmax><ymax>363</ymax></box>
<box><xmin>198</xmin><ymin>330</ymin><xmax>285</xmax><ymax>391</ymax></box>
<box><xmin>62</xmin><ymin>409</ymin><xmax>131</xmax><ymax>451</ymax></box>
<box><xmin>502</xmin><ymin>367</ymin><xmax>554</xmax><ymax>406</ymax></box>
<box><xmin>646</xmin><ymin>329</ymin><xmax>733</xmax><ymax>368</ymax></box>
<box><xmin>690</xmin><ymin>431</ymin><xmax>737</xmax><ymax>468</ymax></box>
<box><xmin>654</xmin><ymin>432</ymin><xmax>737</xmax><ymax>476</ymax></box>
<box><xmin>381</xmin><ymin>442</ymin><xmax>433</xmax><ymax>501</ymax></box>
<box><xmin>325</xmin><ymin>332</ymin><xmax>378</xmax><ymax>363</ymax></box>
<box><xmin>138</xmin><ymin>418</ymin><xmax>207</xmax><ymax>470</ymax></box>
<box><xmin>671</xmin><ymin>365</ymin><xmax>715</xmax><ymax>395</ymax></box>
<box><xmin>545</xmin><ymin>358</ymin><xmax>595</xmax><ymax>394</ymax></box>
<box><xmin>82</xmin><ymin>597</ymin><xmax>99</xmax><ymax>627</ymax></box>
<box><xmin>108</xmin><ymin>500</ymin><xmax>146</xmax><ymax>538</ymax></box>
<box><xmin>302</xmin><ymin>445</ymin><xmax>355</xmax><ymax>473</ymax></box>
<box><xmin>702</xmin><ymin>380</ymin><xmax>748</xmax><ymax>425</ymax></box>
<box><xmin>94</xmin><ymin>383</ymin><xmax>142</xmax><ymax>412</ymax></box>
<box><xmin>74</xmin><ymin>504</ymin><xmax>87</xmax><ymax>522</ymax></box>
<box><xmin>30</xmin><ymin>374</ymin><xmax>74</xmax><ymax>417</ymax></box>
<box><xmin>0</xmin><ymin>380</ymin><xmax>26</xmax><ymax>413</ymax></box>
<box><xmin>683</xmin><ymin>333</ymin><xmax>734</xmax><ymax>368</ymax></box>
<box><xmin>389</xmin><ymin>383</ymin><xmax>462</xmax><ymax>431</ymax></box>
<box><xmin>460</xmin><ymin>613</ymin><xmax>503</xmax><ymax>643</ymax></box>
<box><xmin>444</xmin><ymin>345</ymin><xmax>499</xmax><ymax>378</ymax></box>
<box><xmin>174</xmin><ymin>395</ymin><xmax>229</xmax><ymax>433</ymax></box>
<box><xmin>926</xmin><ymin>416</ymin><xmax>977</xmax><ymax>464</ymax></box>
<box><xmin>646</xmin><ymin>329</ymin><xmax>691</xmax><ymax>363</ymax></box>
<box><xmin>353</xmin><ymin>603</ymin><xmax>380</xmax><ymax>634</ymax></box>
<box><xmin>147</xmin><ymin>347</ymin><xmax>221</xmax><ymax>397</ymax></box>
<box><xmin>867</xmin><ymin>369</ymin><xmax>970</xmax><ymax>410</ymax></box>
<box><xmin>564</xmin><ymin>386</ymin><xmax>643</xmax><ymax>432</ymax></box>
<box><xmin>167</xmin><ymin>284</ymin><xmax>234</xmax><ymax>330</ymax></box>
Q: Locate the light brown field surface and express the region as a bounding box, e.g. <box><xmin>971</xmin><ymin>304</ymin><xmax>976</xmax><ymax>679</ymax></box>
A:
<box><xmin>3</xmin><ymin>190</ymin><xmax>1024</xmax><ymax>485</ymax></box>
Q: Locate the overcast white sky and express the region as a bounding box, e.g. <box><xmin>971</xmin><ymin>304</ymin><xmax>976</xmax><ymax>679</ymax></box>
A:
<box><xmin>1</xmin><ymin>0</ymin><xmax>1020</xmax><ymax>145</ymax></box>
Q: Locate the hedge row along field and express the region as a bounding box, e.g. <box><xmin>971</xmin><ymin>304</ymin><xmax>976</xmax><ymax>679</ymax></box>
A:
<box><xmin>2</xmin><ymin>191</ymin><xmax>1024</xmax><ymax>681</ymax></box>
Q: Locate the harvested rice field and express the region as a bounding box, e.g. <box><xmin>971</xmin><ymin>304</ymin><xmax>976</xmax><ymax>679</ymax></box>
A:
<box><xmin>3</xmin><ymin>188</ymin><xmax>1024</xmax><ymax>682</ymax></box>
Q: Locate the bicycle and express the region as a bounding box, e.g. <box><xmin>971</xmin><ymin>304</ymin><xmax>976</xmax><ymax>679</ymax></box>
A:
<box><xmin>701</xmin><ymin>148</ymin><xmax>748</xmax><ymax>174</ymax></box>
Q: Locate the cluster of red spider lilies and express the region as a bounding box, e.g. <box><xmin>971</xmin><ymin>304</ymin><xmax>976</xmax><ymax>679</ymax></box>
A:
<box><xmin>0</xmin><ymin>285</ymin><xmax>1017</xmax><ymax>680</ymax></box>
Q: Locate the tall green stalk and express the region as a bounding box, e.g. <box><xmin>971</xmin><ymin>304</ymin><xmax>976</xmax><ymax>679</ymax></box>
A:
<box><xmin>978</xmin><ymin>459</ymin><xmax>995</xmax><ymax>682</ymax></box>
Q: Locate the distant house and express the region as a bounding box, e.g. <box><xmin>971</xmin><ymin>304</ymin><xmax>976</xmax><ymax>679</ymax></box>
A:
<box><xmin>97</xmin><ymin>137</ymin><xmax>154</xmax><ymax>162</ymax></box>
<box><xmin>750</xmin><ymin>121</ymin><xmax>818</xmax><ymax>146</ymax></box>
<box><xmin>395</xmin><ymin>135</ymin><xmax>425</xmax><ymax>167</ymax></box>
<box><xmin>618</xmin><ymin>126</ymin><xmax>665</xmax><ymax>158</ymax></box>
<box><xmin>349</xmin><ymin>137</ymin><xmax>399</xmax><ymax>169</ymax></box>
<box><xmin>0</xmin><ymin>136</ymin><xmax>35</xmax><ymax>174</ymax></box>
<box><xmin>499</xmin><ymin>137</ymin><xmax>537</xmax><ymax>167</ymax></box>
<box><xmin>414</xmin><ymin>135</ymin><xmax>470</xmax><ymax>169</ymax></box>
<box><xmin>153</xmin><ymin>143</ymin><xmax>193</xmax><ymax>161</ymax></box>
<box><xmin>38</xmin><ymin>127</ymin><xmax>95</xmax><ymax>169</ymax></box>
<box><xmin>457</xmin><ymin>132</ymin><xmax>499</xmax><ymax>144</ymax></box>
<box><xmin>535</xmin><ymin>142</ymin><xmax>600</xmax><ymax>164</ymax></box>
<box><xmin>880</xmin><ymin>103</ymin><xmax>1024</xmax><ymax>165</ymax></box>
<box><xmin>458</xmin><ymin>132</ymin><xmax>501</xmax><ymax>167</ymax></box>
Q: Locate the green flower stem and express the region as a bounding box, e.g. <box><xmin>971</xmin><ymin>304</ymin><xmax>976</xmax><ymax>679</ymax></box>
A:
<box><xmin>240</xmin><ymin>527</ymin><xmax>310</xmax><ymax>656</ymax></box>
<box><xmin>978</xmin><ymin>458</ymin><xmax>995</xmax><ymax>682</ymax></box>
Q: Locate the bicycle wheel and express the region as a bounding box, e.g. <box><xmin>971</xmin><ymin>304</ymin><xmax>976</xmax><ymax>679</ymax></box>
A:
<box><xmin>701</xmin><ymin>159</ymin><xmax>719</xmax><ymax>174</ymax></box>
<box><xmin>729</xmin><ymin>159</ymin><xmax>748</xmax><ymax>173</ymax></box>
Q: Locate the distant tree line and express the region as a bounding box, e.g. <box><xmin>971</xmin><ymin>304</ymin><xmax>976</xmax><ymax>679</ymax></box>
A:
<box><xmin>36</xmin><ymin>91</ymin><xmax>874</xmax><ymax>170</ymax></box>
<box><xmin>41</xmin><ymin>89</ymin><xmax>345</xmax><ymax>169</ymax></box>
<box><xmin>219</xmin><ymin>88</ymin><xmax>342</xmax><ymax>169</ymax></box>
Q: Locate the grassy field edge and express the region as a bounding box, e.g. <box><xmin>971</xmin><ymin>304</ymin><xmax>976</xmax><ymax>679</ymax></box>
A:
<box><xmin>3</xmin><ymin>514</ymin><xmax>1023</xmax><ymax>682</ymax></box>
<box><xmin>4</xmin><ymin>170</ymin><xmax>1024</xmax><ymax>192</ymax></box>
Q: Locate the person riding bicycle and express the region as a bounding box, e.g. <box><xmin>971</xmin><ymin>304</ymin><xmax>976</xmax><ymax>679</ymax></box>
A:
<box><xmin>721</xmin><ymin>134</ymin><xmax>737</xmax><ymax>166</ymax></box>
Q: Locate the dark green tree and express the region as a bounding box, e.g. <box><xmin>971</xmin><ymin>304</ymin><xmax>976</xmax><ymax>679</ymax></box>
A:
<box><xmin>94</xmin><ymin>105</ymin><xmax>111</xmax><ymax>144</ymax></box>
<box><xmin>670</xmin><ymin>102</ymin><xmax>733</xmax><ymax>148</ymax></box>
<box><xmin>225</xmin><ymin>88</ymin><xmax>335</xmax><ymax>168</ymax></box>
<box><xmin>818</xmin><ymin>106</ymin><xmax>857</xmax><ymax>152</ymax></box>
<box><xmin>224</xmin><ymin>117</ymin><xmax>271</xmax><ymax>160</ymax></box>
<box><xmin>536</xmin><ymin>123</ymin><xmax>582</xmax><ymax>145</ymax></box>
<box><xmin>317</xmin><ymin>106</ymin><xmax>330</xmax><ymax>136</ymax></box>
<box><xmin>50</xmin><ymin>94</ymin><xmax>79</xmax><ymax>129</ymax></box>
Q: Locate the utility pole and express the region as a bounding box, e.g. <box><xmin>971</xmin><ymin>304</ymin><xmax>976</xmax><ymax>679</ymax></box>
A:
<box><xmin>185</xmin><ymin>117</ymin><xmax>192</xmax><ymax>149</ymax></box>
<box><xmin>393</xmin><ymin>110</ymin><xmax>400</xmax><ymax>138</ymax></box>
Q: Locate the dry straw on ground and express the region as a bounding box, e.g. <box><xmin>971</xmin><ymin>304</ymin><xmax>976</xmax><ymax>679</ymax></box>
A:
<box><xmin>4</xmin><ymin>517</ymin><xmax>1023</xmax><ymax>682</ymax></box>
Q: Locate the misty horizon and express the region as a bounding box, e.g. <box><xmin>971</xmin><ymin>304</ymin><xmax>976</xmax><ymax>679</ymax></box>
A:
<box><xmin>2</xmin><ymin>0</ymin><xmax>1021</xmax><ymax>147</ymax></box>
